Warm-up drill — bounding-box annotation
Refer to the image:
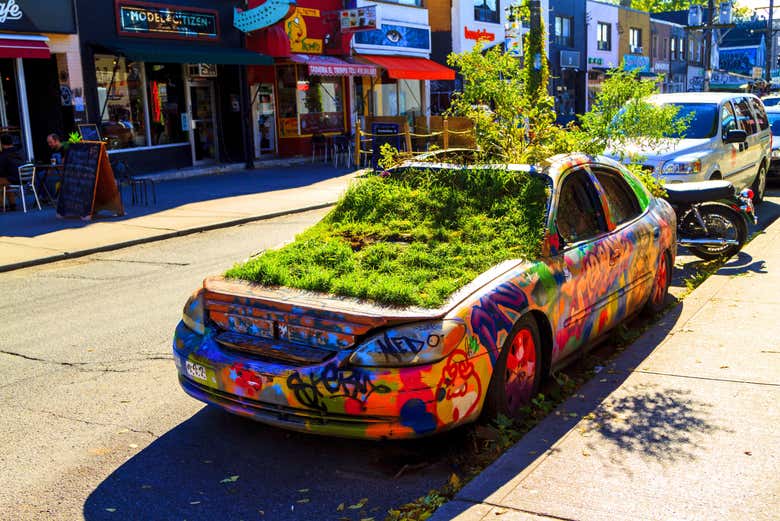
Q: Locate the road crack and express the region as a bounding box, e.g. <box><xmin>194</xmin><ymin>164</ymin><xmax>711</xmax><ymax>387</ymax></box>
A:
<box><xmin>0</xmin><ymin>350</ymin><xmax>87</xmax><ymax>366</ymax></box>
<box><xmin>18</xmin><ymin>406</ymin><xmax>160</xmax><ymax>439</ymax></box>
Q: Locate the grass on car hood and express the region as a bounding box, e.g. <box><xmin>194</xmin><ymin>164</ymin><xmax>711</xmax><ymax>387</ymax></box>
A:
<box><xmin>225</xmin><ymin>166</ymin><xmax>548</xmax><ymax>308</ymax></box>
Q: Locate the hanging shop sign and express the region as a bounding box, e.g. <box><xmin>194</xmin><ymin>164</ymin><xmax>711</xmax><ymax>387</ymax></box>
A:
<box><xmin>587</xmin><ymin>57</ymin><xmax>602</xmax><ymax>65</ymax></box>
<box><xmin>0</xmin><ymin>0</ymin><xmax>76</xmax><ymax>33</ymax></box>
<box><xmin>340</xmin><ymin>5</ymin><xmax>381</xmax><ymax>33</ymax></box>
<box><xmin>116</xmin><ymin>1</ymin><xmax>219</xmax><ymax>40</ymax></box>
<box><xmin>285</xmin><ymin>7</ymin><xmax>323</xmax><ymax>53</ymax></box>
<box><xmin>622</xmin><ymin>54</ymin><xmax>650</xmax><ymax>73</ymax></box>
<box><xmin>234</xmin><ymin>0</ymin><xmax>294</xmax><ymax>33</ymax></box>
<box><xmin>464</xmin><ymin>27</ymin><xmax>495</xmax><ymax>42</ymax></box>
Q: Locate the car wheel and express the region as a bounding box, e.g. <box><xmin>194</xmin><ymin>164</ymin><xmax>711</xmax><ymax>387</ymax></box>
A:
<box><xmin>482</xmin><ymin>314</ymin><xmax>542</xmax><ymax>419</ymax></box>
<box><xmin>685</xmin><ymin>204</ymin><xmax>747</xmax><ymax>260</ymax></box>
<box><xmin>751</xmin><ymin>161</ymin><xmax>767</xmax><ymax>204</ymax></box>
<box><xmin>642</xmin><ymin>250</ymin><xmax>671</xmax><ymax>316</ymax></box>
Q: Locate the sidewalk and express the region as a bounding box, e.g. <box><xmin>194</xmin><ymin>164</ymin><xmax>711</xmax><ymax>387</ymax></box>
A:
<box><xmin>433</xmin><ymin>223</ymin><xmax>780</xmax><ymax>519</ymax></box>
<box><xmin>0</xmin><ymin>163</ymin><xmax>359</xmax><ymax>272</ymax></box>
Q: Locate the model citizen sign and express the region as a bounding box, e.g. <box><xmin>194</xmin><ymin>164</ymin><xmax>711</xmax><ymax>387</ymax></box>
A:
<box><xmin>0</xmin><ymin>0</ymin><xmax>23</xmax><ymax>24</ymax></box>
<box><xmin>117</xmin><ymin>1</ymin><xmax>218</xmax><ymax>40</ymax></box>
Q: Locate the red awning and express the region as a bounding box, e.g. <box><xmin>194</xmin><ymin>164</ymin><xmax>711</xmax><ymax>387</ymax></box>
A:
<box><xmin>359</xmin><ymin>55</ymin><xmax>455</xmax><ymax>81</ymax></box>
<box><xmin>289</xmin><ymin>54</ymin><xmax>377</xmax><ymax>77</ymax></box>
<box><xmin>0</xmin><ymin>37</ymin><xmax>50</xmax><ymax>59</ymax></box>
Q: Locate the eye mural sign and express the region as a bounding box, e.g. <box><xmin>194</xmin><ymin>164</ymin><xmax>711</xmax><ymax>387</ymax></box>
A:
<box><xmin>116</xmin><ymin>1</ymin><xmax>219</xmax><ymax>40</ymax></box>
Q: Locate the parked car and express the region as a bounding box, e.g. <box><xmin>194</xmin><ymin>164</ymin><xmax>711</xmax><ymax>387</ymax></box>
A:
<box><xmin>764</xmin><ymin>106</ymin><xmax>780</xmax><ymax>180</ymax></box>
<box><xmin>761</xmin><ymin>94</ymin><xmax>780</xmax><ymax>107</ymax></box>
<box><xmin>172</xmin><ymin>154</ymin><xmax>675</xmax><ymax>439</ymax></box>
<box><xmin>627</xmin><ymin>92</ymin><xmax>770</xmax><ymax>203</ymax></box>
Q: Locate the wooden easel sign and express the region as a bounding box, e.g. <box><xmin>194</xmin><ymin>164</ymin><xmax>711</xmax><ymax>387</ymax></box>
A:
<box><xmin>56</xmin><ymin>141</ymin><xmax>125</xmax><ymax>220</ymax></box>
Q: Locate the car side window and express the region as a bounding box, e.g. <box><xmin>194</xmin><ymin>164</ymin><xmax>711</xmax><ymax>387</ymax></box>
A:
<box><xmin>556</xmin><ymin>170</ymin><xmax>608</xmax><ymax>246</ymax></box>
<box><xmin>733</xmin><ymin>97</ymin><xmax>757</xmax><ymax>135</ymax></box>
<box><xmin>748</xmin><ymin>97</ymin><xmax>769</xmax><ymax>131</ymax></box>
<box><xmin>721</xmin><ymin>102</ymin><xmax>737</xmax><ymax>137</ymax></box>
<box><xmin>592</xmin><ymin>168</ymin><xmax>642</xmax><ymax>226</ymax></box>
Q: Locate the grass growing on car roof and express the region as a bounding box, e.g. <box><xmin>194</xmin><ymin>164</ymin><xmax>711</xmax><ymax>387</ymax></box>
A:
<box><xmin>225</xmin><ymin>166</ymin><xmax>548</xmax><ymax>308</ymax></box>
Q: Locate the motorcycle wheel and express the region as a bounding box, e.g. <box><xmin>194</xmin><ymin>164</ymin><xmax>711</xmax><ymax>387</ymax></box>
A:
<box><xmin>684</xmin><ymin>205</ymin><xmax>747</xmax><ymax>261</ymax></box>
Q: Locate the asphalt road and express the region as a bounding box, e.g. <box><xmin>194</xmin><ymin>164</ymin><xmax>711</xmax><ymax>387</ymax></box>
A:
<box><xmin>2</xmin><ymin>188</ymin><xmax>779</xmax><ymax>521</ymax></box>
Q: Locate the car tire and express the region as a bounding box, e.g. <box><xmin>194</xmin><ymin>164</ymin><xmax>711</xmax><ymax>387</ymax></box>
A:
<box><xmin>642</xmin><ymin>250</ymin><xmax>671</xmax><ymax>316</ymax></box>
<box><xmin>482</xmin><ymin>314</ymin><xmax>542</xmax><ymax>420</ymax></box>
<box><xmin>751</xmin><ymin>161</ymin><xmax>767</xmax><ymax>204</ymax></box>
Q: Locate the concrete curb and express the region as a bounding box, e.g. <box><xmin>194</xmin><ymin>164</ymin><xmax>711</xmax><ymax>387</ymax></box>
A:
<box><xmin>133</xmin><ymin>158</ymin><xmax>311</xmax><ymax>182</ymax></box>
<box><xmin>0</xmin><ymin>202</ymin><xmax>335</xmax><ymax>273</ymax></box>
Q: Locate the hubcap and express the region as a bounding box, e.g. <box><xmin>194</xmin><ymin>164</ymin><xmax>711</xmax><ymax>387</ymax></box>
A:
<box><xmin>759</xmin><ymin>165</ymin><xmax>766</xmax><ymax>200</ymax></box>
<box><xmin>504</xmin><ymin>328</ymin><xmax>537</xmax><ymax>412</ymax></box>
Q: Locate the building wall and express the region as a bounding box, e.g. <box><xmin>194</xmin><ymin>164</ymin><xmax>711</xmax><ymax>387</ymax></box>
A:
<box><xmin>586</xmin><ymin>1</ymin><xmax>619</xmax><ymax>69</ymax></box>
<box><xmin>450</xmin><ymin>0</ymin><xmax>550</xmax><ymax>55</ymax></box>
<box><xmin>618</xmin><ymin>6</ymin><xmax>650</xmax><ymax>62</ymax></box>
<box><xmin>428</xmin><ymin>0</ymin><xmax>452</xmax><ymax>32</ymax></box>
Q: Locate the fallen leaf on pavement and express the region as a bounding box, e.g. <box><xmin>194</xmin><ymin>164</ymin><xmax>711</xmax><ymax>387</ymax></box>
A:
<box><xmin>744</xmin><ymin>451</ymin><xmax>752</xmax><ymax>456</ymax></box>
<box><xmin>220</xmin><ymin>475</ymin><xmax>240</xmax><ymax>483</ymax></box>
<box><xmin>298</xmin><ymin>488</ymin><xmax>309</xmax><ymax>493</ymax></box>
<box><xmin>189</xmin><ymin>501</ymin><xmax>200</xmax><ymax>505</ymax></box>
<box><xmin>336</xmin><ymin>503</ymin><xmax>345</xmax><ymax>511</ymax></box>
<box><xmin>105</xmin><ymin>508</ymin><xmax>116</xmax><ymax>513</ymax></box>
<box><xmin>297</xmin><ymin>499</ymin><xmax>310</xmax><ymax>504</ymax></box>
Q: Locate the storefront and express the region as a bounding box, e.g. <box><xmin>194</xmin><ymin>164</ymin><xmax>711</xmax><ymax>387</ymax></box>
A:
<box><xmin>244</xmin><ymin>0</ymin><xmax>378</xmax><ymax>157</ymax></box>
<box><xmin>353</xmin><ymin>0</ymin><xmax>453</xmax><ymax>124</ymax></box>
<box><xmin>0</xmin><ymin>1</ymin><xmax>83</xmax><ymax>162</ymax></box>
<box><xmin>77</xmin><ymin>0</ymin><xmax>271</xmax><ymax>173</ymax></box>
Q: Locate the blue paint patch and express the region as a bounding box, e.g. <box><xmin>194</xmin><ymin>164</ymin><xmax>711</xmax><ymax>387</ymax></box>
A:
<box><xmin>400</xmin><ymin>399</ymin><xmax>437</xmax><ymax>434</ymax></box>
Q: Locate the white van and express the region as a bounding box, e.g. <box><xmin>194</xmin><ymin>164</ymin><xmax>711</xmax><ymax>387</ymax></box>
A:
<box><xmin>636</xmin><ymin>92</ymin><xmax>770</xmax><ymax>202</ymax></box>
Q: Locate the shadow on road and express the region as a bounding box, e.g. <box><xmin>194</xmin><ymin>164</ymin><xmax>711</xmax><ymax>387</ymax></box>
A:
<box><xmin>83</xmin><ymin>405</ymin><xmax>456</xmax><ymax>521</ymax></box>
<box><xmin>1</xmin><ymin>165</ymin><xmax>351</xmax><ymax>239</ymax></box>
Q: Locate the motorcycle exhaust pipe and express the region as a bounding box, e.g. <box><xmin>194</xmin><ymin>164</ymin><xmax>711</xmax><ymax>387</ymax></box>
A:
<box><xmin>679</xmin><ymin>238</ymin><xmax>740</xmax><ymax>247</ymax></box>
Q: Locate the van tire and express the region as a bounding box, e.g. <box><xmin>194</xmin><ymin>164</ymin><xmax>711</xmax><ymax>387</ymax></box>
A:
<box><xmin>751</xmin><ymin>161</ymin><xmax>767</xmax><ymax>204</ymax></box>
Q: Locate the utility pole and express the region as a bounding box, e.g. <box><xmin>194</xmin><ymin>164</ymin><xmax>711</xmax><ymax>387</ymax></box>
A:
<box><xmin>703</xmin><ymin>0</ymin><xmax>715</xmax><ymax>91</ymax></box>
<box><xmin>766</xmin><ymin>0</ymin><xmax>775</xmax><ymax>84</ymax></box>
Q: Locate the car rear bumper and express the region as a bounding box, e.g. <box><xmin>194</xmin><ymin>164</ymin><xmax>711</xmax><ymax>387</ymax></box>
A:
<box><xmin>172</xmin><ymin>321</ymin><xmax>482</xmax><ymax>439</ymax></box>
<box><xmin>769</xmin><ymin>158</ymin><xmax>780</xmax><ymax>178</ymax></box>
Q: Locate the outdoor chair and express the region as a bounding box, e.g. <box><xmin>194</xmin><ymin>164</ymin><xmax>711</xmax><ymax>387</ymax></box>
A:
<box><xmin>311</xmin><ymin>133</ymin><xmax>328</xmax><ymax>163</ymax></box>
<box><xmin>112</xmin><ymin>159</ymin><xmax>156</xmax><ymax>206</ymax></box>
<box><xmin>2</xmin><ymin>163</ymin><xmax>41</xmax><ymax>212</ymax></box>
<box><xmin>332</xmin><ymin>134</ymin><xmax>353</xmax><ymax>168</ymax></box>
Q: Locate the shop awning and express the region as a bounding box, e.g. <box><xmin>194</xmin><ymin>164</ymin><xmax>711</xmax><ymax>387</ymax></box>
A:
<box><xmin>99</xmin><ymin>41</ymin><xmax>272</xmax><ymax>66</ymax></box>
<box><xmin>0</xmin><ymin>36</ymin><xmax>50</xmax><ymax>59</ymax></box>
<box><xmin>359</xmin><ymin>55</ymin><xmax>455</xmax><ymax>81</ymax></box>
<box><xmin>289</xmin><ymin>54</ymin><xmax>377</xmax><ymax>76</ymax></box>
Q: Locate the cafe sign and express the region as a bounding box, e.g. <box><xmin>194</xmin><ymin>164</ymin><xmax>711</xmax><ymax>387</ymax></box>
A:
<box><xmin>116</xmin><ymin>1</ymin><xmax>219</xmax><ymax>40</ymax></box>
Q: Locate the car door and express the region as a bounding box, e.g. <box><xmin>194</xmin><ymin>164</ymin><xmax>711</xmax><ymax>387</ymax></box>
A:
<box><xmin>732</xmin><ymin>96</ymin><xmax>761</xmax><ymax>187</ymax></box>
<box><xmin>718</xmin><ymin>100</ymin><xmax>743</xmax><ymax>181</ymax></box>
<box><xmin>549</xmin><ymin>167</ymin><xmax>618</xmax><ymax>361</ymax></box>
<box><xmin>590</xmin><ymin>165</ymin><xmax>654</xmax><ymax>315</ymax></box>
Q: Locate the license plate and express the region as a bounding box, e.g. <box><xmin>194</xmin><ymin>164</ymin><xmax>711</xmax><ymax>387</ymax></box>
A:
<box><xmin>186</xmin><ymin>360</ymin><xmax>207</xmax><ymax>381</ymax></box>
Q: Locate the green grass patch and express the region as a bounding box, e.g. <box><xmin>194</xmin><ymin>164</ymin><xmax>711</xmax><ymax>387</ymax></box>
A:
<box><xmin>226</xmin><ymin>167</ymin><xmax>548</xmax><ymax>308</ymax></box>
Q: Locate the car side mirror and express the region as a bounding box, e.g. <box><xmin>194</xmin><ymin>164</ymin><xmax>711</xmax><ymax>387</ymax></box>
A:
<box><xmin>724</xmin><ymin>129</ymin><xmax>747</xmax><ymax>143</ymax></box>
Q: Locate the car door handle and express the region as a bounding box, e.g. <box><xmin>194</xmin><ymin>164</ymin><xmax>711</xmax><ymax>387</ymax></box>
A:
<box><xmin>741</xmin><ymin>142</ymin><xmax>749</xmax><ymax>151</ymax></box>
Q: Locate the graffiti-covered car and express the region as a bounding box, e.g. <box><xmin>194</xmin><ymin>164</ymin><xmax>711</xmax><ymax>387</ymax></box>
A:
<box><xmin>173</xmin><ymin>154</ymin><xmax>676</xmax><ymax>439</ymax></box>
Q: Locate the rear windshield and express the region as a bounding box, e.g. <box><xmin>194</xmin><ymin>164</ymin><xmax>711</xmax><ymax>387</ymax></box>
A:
<box><xmin>665</xmin><ymin>103</ymin><xmax>718</xmax><ymax>139</ymax></box>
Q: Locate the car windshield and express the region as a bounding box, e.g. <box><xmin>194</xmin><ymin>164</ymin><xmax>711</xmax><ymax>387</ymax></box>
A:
<box><xmin>763</xmin><ymin>97</ymin><xmax>780</xmax><ymax>107</ymax></box>
<box><xmin>767</xmin><ymin>112</ymin><xmax>780</xmax><ymax>135</ymax></box>
<box><xmin>664</xmin><ymin>103</ymin><xmax>718</xmax><ymax>139</ymax></box>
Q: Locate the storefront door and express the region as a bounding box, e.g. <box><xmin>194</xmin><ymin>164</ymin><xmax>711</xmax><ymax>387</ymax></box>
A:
<box><xmin>187</xmin><ymin>80</ymin><xmax>218</xmax><ymax>164</ymax></box>
<box><xmin>251</xmin><ymin>83</ymin><xmax>276</xmax><ymax>157</ymax></box>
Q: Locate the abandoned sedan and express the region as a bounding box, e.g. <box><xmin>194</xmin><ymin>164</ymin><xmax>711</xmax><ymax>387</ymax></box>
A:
<box><xmin>173</xmin><ymin>154</ymin><xmax>675</xmax><ymax>439</ymax></box>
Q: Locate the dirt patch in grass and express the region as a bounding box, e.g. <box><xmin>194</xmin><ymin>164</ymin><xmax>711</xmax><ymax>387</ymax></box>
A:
<box><xmin>226</xmin><ymin>166</ymin><xmax>548</xmax><ymax>308</ymax></box>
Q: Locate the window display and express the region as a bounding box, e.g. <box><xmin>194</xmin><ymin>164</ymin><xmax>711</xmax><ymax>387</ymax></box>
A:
<box><xmin>146</xmin><ymin>63</ymin><xmax>187</xmax><ymax>145</ymax></box>
<box><xmin>276</xmin><ymin>64</ymin><xmax>345</xmax><ymax>137</ymax></box>
<box><xmin>94</xmin><ymin>54</ymin><xmax>147</xmax><ymax>149</ymax></box>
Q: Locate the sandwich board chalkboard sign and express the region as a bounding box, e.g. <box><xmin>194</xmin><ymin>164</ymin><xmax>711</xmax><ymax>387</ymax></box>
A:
<box><xmin>77</xmin><ymin>123</ymin><xmax>100</xmax><ymax>141</ymax></box>
<box><xmin>371</xmin><ymin>122</ymin><xmax>401</xmax><ymax>170</ymax></box>
<box><xmin>56</xmin><ymin>141</ymin><xmax>124</xmax><ymax>220</ymax></box>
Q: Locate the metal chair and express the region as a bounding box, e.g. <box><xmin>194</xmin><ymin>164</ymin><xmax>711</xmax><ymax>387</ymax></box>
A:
<box><xmin>311</xmin><ymin>133</ymin><xmax>328</xmax><ymax>163</ymax></box>
<box><xmin>112</xmin><ymin>159</ymin><xmax>156</xmax><ymax>206</ymax></box>
<box><xmin>2</xmin><ymin>163</ymin><xmax>41</xmax><ymax>212</ymax></box>
<box><xmin>332</xmin><ymin>134</ymin><xmax>353</xmax><ymax>168</ymax></box>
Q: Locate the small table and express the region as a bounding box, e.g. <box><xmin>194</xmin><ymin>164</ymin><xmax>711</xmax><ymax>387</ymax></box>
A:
<box><xmin>35</xmin><ymin>163</ymin><xmax>63</xmax><ymax>205</ymax></box>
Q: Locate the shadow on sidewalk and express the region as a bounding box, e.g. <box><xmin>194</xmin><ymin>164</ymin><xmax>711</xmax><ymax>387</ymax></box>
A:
<box><xmin>445</xmin><ymin>302</ymin><xmax>728</xmax><ymax>513</ymax></box>
<box><xmin>1</xmin><ymin>165</ymin><xmax>350</xmax><ymax>239</ymax></box>
<box><xmin>82</xmin><ymin>405</ymin><xmax>453</xmax><ymax>521</ymax></box>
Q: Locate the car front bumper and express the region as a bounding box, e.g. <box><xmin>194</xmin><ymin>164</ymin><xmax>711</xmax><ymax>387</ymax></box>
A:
<box><xmin>172</xmin><ymin>321</ymin><xmax>486</xmax><ymax>439</ymax></box>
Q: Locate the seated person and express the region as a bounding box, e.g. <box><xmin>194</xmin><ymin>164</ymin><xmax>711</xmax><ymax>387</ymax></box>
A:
<box><xmin>47</xmin><ymin>133</ymin><xmax>69</xmax><ymax>165</ymax></box>
<box><xmin>0</xmin><ymin>134</ymin><xmax>23</xmax><ymax>209</ymax></box>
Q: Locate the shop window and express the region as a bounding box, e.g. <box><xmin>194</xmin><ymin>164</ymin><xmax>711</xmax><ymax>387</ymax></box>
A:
<box><xmin>357</xmin><ymin>73</ymin><xmax>424</xmax><ymax>122</ymax></box>
<box><xmin>277</xmin><ymin>65</ymin><xmax>345</xmax><ymax>137</ymax></box>
<box><xmin>475</xmin><ymin>0</ymin><xmax>500</xmax><ymax>24</ymax></box>
<box><xmin>670</xmin><ymin>38</ymin><xmax>676</xmax><ymax>61</ymax></box>
<box><xmin>679</xmin><ymin>38</ymin><xmax>685</xmax><ymax>60</ymax></box>
<box><xmin>597</xmin><ymin>22</ymin><xmax>611</xmax><ymax>51</ymax></box>
<box><xmin>554</xmin><ymin>16</ymin><xmax>573</xmax><ymax>47</ymax></box>
<box><xmin>94</xmin><ymin>54</ymin><xmax>147</xmax><ymax>150</ymax></box>
<box><xmin>145</xmin><ymin>63</ymin><xmax>187</xmax><ymax>146</ymax></box>
<box><xmin>399</xmin><ymin>79</ymin><xmax>422</xmax><ymax>120</ymax></box>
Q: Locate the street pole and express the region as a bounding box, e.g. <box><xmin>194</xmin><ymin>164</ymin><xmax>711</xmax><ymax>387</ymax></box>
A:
<box><xmin>703</xmin><ymin>0</ymin><xmax>715</xmax><ymax>92</ymax></box>
<box><xmin>766</xmin><ymin>0</ymin><xmax>775</xmax><ymax>84</ymax></box>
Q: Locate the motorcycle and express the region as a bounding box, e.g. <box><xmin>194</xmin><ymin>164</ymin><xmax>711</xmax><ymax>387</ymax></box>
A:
<box><xmin>664</xmin><ymin>180</ymin><xmax>757</xmax><ymax>260</ymax></box>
